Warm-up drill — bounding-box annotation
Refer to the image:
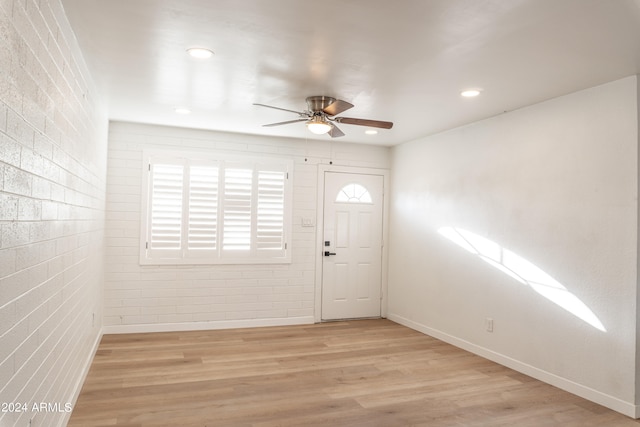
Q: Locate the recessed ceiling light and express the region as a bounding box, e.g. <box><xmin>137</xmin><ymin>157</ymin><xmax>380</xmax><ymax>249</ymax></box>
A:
<box><xmin>461</xmin><ymin>89</ymin><xmax>481</xmax><ymax>98</ymax></box>
<box><xmin>365</xmin><ymin>130</ymin><xmax>378</xmax><ymax>135</ymax></box>
<box><xmin>175</xmin><ymin>107</ymin><xmax>191</xmax><ymax>115</ymax></box>
<box><xmin>186</xmin><ymin>47</ymin><xmax>214</xmax><ymax>59</ymax></box>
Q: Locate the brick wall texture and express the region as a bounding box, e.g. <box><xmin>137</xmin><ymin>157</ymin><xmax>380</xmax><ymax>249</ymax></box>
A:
<box><xmin>0</xmin><ymin>1</ymin><xmax>108</xmax><ymax>426</ymax></box>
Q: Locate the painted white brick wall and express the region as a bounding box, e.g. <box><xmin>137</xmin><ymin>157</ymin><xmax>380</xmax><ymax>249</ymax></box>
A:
<box><xmin>105</xmin><ymin>122</ymin><xmax>390</xmax><ymax>332</ymax></box>
<box><xmin>0</xmin><ymin>0</ymin><xmax>107</xmax><ymax>426</ymax></box>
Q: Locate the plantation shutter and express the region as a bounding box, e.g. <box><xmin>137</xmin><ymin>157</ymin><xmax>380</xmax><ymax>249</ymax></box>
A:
<box><xmin>148</xmin><ymin>162</ymin><xmax>184</xmax><ymax>259</ymax></box>
<box><xmin>221</xmin><ymin>167</ymin><xmax>253</xmax><ymax>254</ymax></box>
<box><xmin>186</xmin><ymin>164</ymin><xmax>219</xmax><ymax>258</ymax></box>
<box><xmin>256</xmin><ymin>167</ymin><xmax>286</xmax><ymax>257</ymax></box>
<box><xmin>142</xmin><ymin>150</ymin><xmax>292</xmax><ymax>265</ymax></box>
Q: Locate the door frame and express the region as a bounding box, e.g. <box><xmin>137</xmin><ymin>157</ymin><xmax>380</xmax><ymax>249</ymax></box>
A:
<box><xmin>314</xmin><ymin>165</ymin><xmax>390</xmax><ymax>322</ymax></box>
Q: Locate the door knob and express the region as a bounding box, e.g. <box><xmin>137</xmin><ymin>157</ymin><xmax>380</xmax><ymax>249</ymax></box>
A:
<box><xmin>324</xmin><ymin>251</ymin><xmax>336</xmax><ymax>256</ymax></box>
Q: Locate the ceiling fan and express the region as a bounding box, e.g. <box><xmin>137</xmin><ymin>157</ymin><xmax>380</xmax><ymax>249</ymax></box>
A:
<box><xmin>253</xmin><ymin>96</ymin><xmax>393</xmax><ymax>138</ymax></box>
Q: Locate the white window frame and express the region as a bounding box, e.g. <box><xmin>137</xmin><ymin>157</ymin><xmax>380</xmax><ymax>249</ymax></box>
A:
<box><xmin>139</xmin><ymin>149</ymin><xmax>293</xmax><ymax>265</ymax></box>
<box><xmin>335</xmin><ymin>183</ymin><xmax>373</xmax><ymax>204</ymax></box>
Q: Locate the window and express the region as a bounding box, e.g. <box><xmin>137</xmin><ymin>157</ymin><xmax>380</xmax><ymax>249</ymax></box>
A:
<box><xmin>335</xmin><ymin>183</ymin><xmax>372</xmax><ymax>203</ymax></box>
<box><xmin>140</xmin><ymin>150</ymin><xmax>292</xmax><ymax>265</ymax></box>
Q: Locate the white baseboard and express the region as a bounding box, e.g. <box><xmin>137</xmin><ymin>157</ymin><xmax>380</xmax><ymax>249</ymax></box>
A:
<box><xmin>387</xmin><ymin>313</ymin><xmax>639</xmax><ymax>419</ymax></box>
<box><xmin>60</xmin><ymin>327</ymin><xmax>103</xmax><ymax>427</ymax></box>
<box><xmin>102</xmin><ymin>316</ymin><xmax>316</xmax><ymax>335</ymax></box>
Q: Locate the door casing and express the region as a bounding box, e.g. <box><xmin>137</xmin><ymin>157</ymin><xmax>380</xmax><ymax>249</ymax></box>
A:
<box><xmin>314</xmin><ymin>164</ymin><xmax>390</xmax><ymax>322</ymax></box>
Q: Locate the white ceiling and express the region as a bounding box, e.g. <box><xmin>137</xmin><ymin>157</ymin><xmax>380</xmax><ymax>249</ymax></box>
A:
<box><xmin>61</xmin><ymin>0</ymin><xmax>640</xmax><ymax>146</ymax></box>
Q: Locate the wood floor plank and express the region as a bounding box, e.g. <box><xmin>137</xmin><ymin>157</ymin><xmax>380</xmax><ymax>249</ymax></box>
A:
<box><xmin>68</xmin><ymin>319</ymin><xmax>640</xmax><ymax>426</ymax></box>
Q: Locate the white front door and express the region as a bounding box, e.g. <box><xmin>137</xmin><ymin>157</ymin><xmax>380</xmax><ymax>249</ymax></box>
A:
<box><xmin>321</xmin><ymin>172</ymin><xmax>384</xmax><ymax>320</ymax></box>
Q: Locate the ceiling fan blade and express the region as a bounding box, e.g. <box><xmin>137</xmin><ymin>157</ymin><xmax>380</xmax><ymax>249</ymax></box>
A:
<box><xmin>253</xmin><ymin>103</ymin><xmax>306</xmax><ymax>116</ymax></box>
<box><xmin>322</xmin><ymin>99</ymin><xmax>354</xmax><ymax>116</ymax></box>
<box><xmin>328</xmin><ymin>124</ymin><xmax>345</xmax><ymax>138</ymax></box>
<box><xmin>336</xmin><ymin>117</ymin><xmax>394</xmax><ymax>129</ymax></box>
<box><xmin>262</xmin><ymin>118</ymin><xmax>308</xmax><ymax>127</ymax></box>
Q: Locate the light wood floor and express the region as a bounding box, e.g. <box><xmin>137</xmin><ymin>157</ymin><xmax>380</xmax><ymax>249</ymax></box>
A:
<box><xmin>69</xmin><ymin>319</ymin><xmax>639</xmax><ymax>427</ymax></box>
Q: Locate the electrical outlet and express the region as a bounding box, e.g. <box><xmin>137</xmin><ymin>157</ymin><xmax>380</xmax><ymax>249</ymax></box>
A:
<box><xmin>485</xmin><ymin>317</ymin><xmax>494</xmax><ymax>333</ymax></box>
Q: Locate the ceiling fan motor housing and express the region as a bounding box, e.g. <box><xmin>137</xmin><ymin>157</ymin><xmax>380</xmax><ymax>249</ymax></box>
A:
<box><xmin>306</xmin><ymin>96</ymin><xmax>336</xmax><ymax>113</ymax></box>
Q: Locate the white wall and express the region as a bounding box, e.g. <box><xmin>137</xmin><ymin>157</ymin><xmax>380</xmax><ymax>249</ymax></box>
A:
<box><xmin>0</xmin><ymin>0</ymin><xmax>108</xmax><ymax>426</ymax></box>
<box><xmin>388</xmin><ymin>76</ymin><xmax>638</xmax><ymax>416</ymax></box>
<box><xmin>636</xmin><ymin>77</ymin><xmax>640</xmax><ymax>408</ymax></box>
<box><xmin>104</xmin><ymin>121</ymin><xmax>390</xmax><ymax>333</ymax></box>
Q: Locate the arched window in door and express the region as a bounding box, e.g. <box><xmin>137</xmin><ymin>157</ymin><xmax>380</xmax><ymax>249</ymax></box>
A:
<box><xmin>335</xmin><ymin>183</ymin><xmax>372</xmax><ymax>203</ymax></box>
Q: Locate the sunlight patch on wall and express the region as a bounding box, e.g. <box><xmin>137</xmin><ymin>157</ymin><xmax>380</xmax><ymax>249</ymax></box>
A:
<box><xmin>438</xmin><ymin>227</ymin><xmax>606</xmax><ymax>332</ymax></box>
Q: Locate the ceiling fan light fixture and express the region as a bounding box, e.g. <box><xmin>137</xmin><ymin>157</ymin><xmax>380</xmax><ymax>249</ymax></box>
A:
<box><xmin>255</xmin><ymin>96</ymin><xmax>393</xmax><ymax>138</ymax></box>
<box><xmin>306</xmin><ymin>116</ymin><xmax>332</xmax><ymax>134</ymax></box>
